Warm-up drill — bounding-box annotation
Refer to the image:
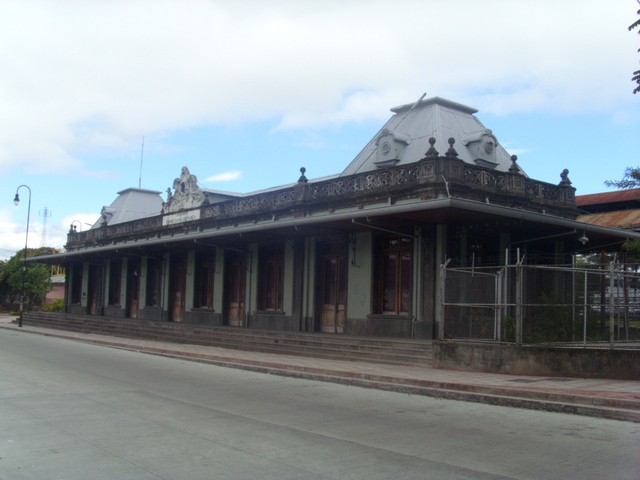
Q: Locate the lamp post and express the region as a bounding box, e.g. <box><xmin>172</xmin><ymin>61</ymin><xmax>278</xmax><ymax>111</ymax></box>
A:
<box><xmin>13</xmin><ymin>185</ymin><xmax>32</xmax><ymax>328</ymax></box>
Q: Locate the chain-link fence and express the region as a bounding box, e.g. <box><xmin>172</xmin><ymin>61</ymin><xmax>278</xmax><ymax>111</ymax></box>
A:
<box><xmin>440</xmin><ymin>260</ymin><xmax>640</xmax><ymax>347</ymax></box>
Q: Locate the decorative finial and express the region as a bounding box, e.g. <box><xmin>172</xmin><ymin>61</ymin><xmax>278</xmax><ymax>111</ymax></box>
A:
<box><xmin>425</xmin><ymin>137</ymin><xmax>439</xmax><ymax>158</ymax></box>
<box><xmin>559</xmin><ymin>168</ymin><xmax>572</xmax><ymax>186</ymax></box>
<box><xmin>445</xmin><ymin>137</ymin><xmax>458</xmax><ymax>158</ymax></box>
<box><xmin>298</xmin><ymin>166</ymin><xmax>308</xmax><ymax>183</ymax></box>
<box><xmin>508</xmin><ymin>155</ymin><xmax>520</xmax><ymax>174</ymax></box>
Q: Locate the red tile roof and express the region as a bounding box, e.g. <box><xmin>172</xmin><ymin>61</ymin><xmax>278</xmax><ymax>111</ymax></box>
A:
<box><xmin>576</xmin><ymin>189</ymin><xmax>640</xmax><ymax>207</ymax></box>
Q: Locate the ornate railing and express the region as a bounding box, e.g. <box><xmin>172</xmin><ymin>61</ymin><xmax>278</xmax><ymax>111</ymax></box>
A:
<box><xmin>66</xmin><ymin>155</ymin><xmax>575</xmax><ymax>250</ymax></box>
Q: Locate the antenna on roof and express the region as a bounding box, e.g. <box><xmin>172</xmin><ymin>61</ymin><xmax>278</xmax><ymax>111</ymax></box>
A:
<box><xmin>39</xmin><ymin>206</ymin><xmax>52</xmax><ymax>247</ymax></box>
<box><xmin>410</xmin><ymin>92</ymin><xmax>427</xmax><ymax>111</ymax></box>
<box><xmin>138</xmin><ymin>136</ymin><xmax>145</xmax><ymax>188</ymax></box>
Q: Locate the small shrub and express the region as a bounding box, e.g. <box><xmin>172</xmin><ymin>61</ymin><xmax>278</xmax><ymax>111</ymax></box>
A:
<box><xmin>42</xmin><ymin>299</ymin><xmax>64</xmax><ymax>312</ymax></box>
<box><xmin>502</xmin><ymin>316</ymin><xmax>515</xmax><ymax>342</ymax></box>
<box><xmin>524</xmin><ymin>292</ymin><xmax>572</xmax><ymax>343</ymax></box>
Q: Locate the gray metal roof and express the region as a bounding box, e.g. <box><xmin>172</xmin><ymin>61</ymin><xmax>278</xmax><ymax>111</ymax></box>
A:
<box><xmin>93</xmin><ymin>188</ymin><xmax>164</xmax><ymax>228</ymax></box>
<box><xmin>341</xmin><ymin>96</ymin><xmax>522</xmax><ymax>177</ymax></box>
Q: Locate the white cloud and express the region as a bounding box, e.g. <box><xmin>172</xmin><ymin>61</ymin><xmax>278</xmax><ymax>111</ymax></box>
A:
<box><xmin>0</xmin><ymin>0</ymin><xmax>636</xmax><ymax>176</ymax></box>
<box><xmin>204</xmin><ymin>171</ymin><xmax>243</xmax><ymax>183</ymax></box>
<box><xmin>0</xmin><ymin>207</ymin><xmax>44</xmax><ymax>259</ymax></box>
<box><xmin>0</xmin><ymin>209</ymin><xmax>22</xmax><ymax>260</ymax></box>
<box><xmin>0</xmin><ymin>208</ymin><xmax>99</xmax><ymax>259</ymax></box>
<box><xmin>26</xmin><ymin>214</ymin><xmax>99</xmax><ymax>255</ymax></box>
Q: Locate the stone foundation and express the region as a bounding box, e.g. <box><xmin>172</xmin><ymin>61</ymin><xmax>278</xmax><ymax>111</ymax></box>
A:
<box><xmin>433</xmin><ymin>341</ymin><xmax>640</xmax><ymax>379</ymax></box>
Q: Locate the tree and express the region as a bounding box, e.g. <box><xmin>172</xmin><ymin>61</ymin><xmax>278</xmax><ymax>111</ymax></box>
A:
<box><xmin>632</xmin><ymin>0</ymin><xmax>640</xmax><ymax>94</ymax></box>
<box><xmin>604</xmin><ymin>167</ymin><xmax>640</xmax><ymax>189</ymax></box>
<box><xmin>0</xmin><ymin>248</ymin><xmax>56</xmax><ymax>310</ymax></box>
<box><xmin>603</xmin><ymin>167</ymin><xmax>640</xmax><ymax>258</ymax></box>
<box><xmin>607</xmin><ymin>8</ymin><xmax>640</xmax><ymax>188</ymax></box>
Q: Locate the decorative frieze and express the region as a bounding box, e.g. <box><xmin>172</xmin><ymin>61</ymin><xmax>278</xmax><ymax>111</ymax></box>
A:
<box><xmin>66</xmin><ymin>154</ymin><xmax>577</xmax><ymax>250</ymax></box>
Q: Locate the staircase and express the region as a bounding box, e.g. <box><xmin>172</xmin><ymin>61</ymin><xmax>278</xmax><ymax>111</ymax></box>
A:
<box><xmin>20</xmin><ymin>312</ymin><xmax>432</xmax><ymax>367</ymax></box>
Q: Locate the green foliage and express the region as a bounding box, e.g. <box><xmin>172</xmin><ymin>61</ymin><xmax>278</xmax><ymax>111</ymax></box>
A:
<box><xmin>501</xmin><ymin>295</ymin><xmax>575</xmax><ymax>344</ymax></box>
<box><xmin>622</xmin><ymin>238</ymin><xmax>640</xmax><ymax>256</ymax></box>
<box><xmin>42</xmin><ymin>298</ymin><xmax>65</xmax><ymax>312</ymax></box>
<box><xmin>524</xmin><ymin>292</ymin><xmax>573</xmax><ymax>343</ymax></box>
<box><xmin>501</xmin><ymin>315</ymin><xmax>515</xmax><ymax>343</ymax></box>
<box><xmin>604</xmin><ymin>167</ymin><xmax>640</xmax><ymax>189</ymax></box>
<box><xmin>0</xmin><ymin>248</ymin><xmax>53</xmax><ymax>309</ymax></box>
<box><xmin>502</xmin><ymin>305</ymin><xmax>573</xmax><ymax>344</ymax></box>
<box><xmin>631</xmin><ymin>6</ymin><xmax>640</xmax><ymax>94</ymax></box>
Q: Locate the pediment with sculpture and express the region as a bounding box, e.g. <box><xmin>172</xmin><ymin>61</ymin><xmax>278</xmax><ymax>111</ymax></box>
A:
<box><xmin>162</xmin><ymin>166</ymin><xmax>206</xmax><ymax>214</ymax></box>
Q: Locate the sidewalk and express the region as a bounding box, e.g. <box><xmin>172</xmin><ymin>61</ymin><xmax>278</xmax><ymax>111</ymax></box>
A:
<box><xmin>1</xmin><ymin>313</ymin><xmax>639</xmax><ymax>423</ymax></box>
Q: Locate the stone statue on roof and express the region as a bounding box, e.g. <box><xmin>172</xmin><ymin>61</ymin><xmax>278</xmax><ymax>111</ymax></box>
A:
<box><xmin>162</xmin><ymin>166</ymin><xmax>206</xmax><ymax>214</ymax></box>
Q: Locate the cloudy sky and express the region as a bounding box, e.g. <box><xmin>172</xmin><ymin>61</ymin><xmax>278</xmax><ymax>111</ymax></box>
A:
<box><xmin>2</xmin><ymin>0</ymin><xmax>639</xmax><ymax>259</ymax></box>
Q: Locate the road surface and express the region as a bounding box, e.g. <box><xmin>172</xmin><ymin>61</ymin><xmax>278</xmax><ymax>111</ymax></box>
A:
<box><xmin>0</xmin><ymin>329</ymin><xmax>638</xmax><ymax>479</ymax></box>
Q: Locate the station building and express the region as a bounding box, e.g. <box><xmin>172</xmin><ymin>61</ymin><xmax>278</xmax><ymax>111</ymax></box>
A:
<box><xmin>37</xmin><ymin>97</ymin><xmax>639</xmax><ymax>339</ymax></box>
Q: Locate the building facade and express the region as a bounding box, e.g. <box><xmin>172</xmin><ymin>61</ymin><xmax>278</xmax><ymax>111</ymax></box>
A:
<box><xmin>39</xmin><ymin>97</ymin><xmax>638</xmax><ymax>339</ymax></box>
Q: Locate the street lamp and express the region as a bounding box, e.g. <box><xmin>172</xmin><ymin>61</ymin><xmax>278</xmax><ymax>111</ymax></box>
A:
<box><xmin>13</xmin><ymin>185</ymin><xmax>32</xmax><ymax>328</ymax></box>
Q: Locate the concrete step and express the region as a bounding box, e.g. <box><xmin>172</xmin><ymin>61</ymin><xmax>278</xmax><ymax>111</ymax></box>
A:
<box><xmin>23</xmin><ymin>314</ymin><xmax>431</xmax><ymax>353</ymax></box>
<box><xmin>21</xmin><ymin>312</ymin><xmax>432</xmax><ymax>366</ymax></box>
<box><xmin>25</xmin><ymin>322</ymin><xmax>431</xmax><ymax>365</ymax></box>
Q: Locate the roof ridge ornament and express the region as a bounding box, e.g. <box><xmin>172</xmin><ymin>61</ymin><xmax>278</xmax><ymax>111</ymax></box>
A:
<box><xmin>509</xmin><ymin>155</ymin><xmax>521</xmax><ymax>174</ymax></box>
<box><xmin>445</xmin><ymin>137</ymin><xmax>459</xmax><ymax>159</ymax></box>
<box><xmin>425</xmin><ymin>137</ymin><xmax>439</xmax><ymax>158</ymax></box>
<box><xmin>298</xmin><ymin>167</ymin><xmax>308</xmax><ymax>183</ymax></box>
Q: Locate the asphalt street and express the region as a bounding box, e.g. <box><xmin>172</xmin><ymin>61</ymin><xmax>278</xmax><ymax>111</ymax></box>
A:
<box><xmin>1</xmin><ymin>328</ymin><xmax>638</xmax><ymax>480</ymax></box>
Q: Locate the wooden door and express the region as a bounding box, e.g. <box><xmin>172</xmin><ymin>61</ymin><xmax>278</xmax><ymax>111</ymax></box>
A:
<box><xmin>127</xmin><ymin>260</ymin><xmax>140</xmax><ymax>318</ymax></box>
<box><xmin>169</xmin><ymin>257</ymin><xmax>186</xmax><ymax>322</ymax></box>
<box><xmin>224</xmin><ymin>252</ymin><xmax>245</xmax><ymax>327</ymax></box>
<box><xmin>320</xmin><ymin>254</ymin><xmax>347</xmax><ymax>333</ymax></box>
<box><xmin>87</xmin><ymin>264</ymin><xmax>102</xmax><ymax>315</ymax></box>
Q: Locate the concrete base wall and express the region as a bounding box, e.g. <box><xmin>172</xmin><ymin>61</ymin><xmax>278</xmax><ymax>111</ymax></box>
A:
<box><xmin>138</xmin><ymin>306</ymin><xmax>164</xmax><ymax>322</ymax></box>
<box><xmin>104</xmin><ymin>305</ymin><xmax>126</xmax><ymax>318</ymax></box>
<box><xmin>344</xmin><ymin>318</ymin><xmax>432</xmax><ymax>339</ymax></box>
<box><xmin>185</xmin><ymin>310</ymin><xmax>223</xmax><ymax>326</ymax></box>
<box><xmin>68</xmin><ymin>304</ymin><xmax>85</xmax><ymax>315</ymax></box>
<box><xmin>346</xmin><ymin>316</ymin><xmax>413</xmax><ymax>338</ymax></box>
<box><xmin>249</xmin><ymin>313</ymin><xmax>296</xmax><ymax>331</ymax></box>
<box><xmin>412</xmin><ymin>321</ymin><xmax>433</xmax><ymax>339</ymax></box>
<box><xmin>434</xmin><ymin>341</ymin><xmax>640</xmax><ymax>380</ymax></box>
